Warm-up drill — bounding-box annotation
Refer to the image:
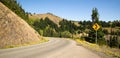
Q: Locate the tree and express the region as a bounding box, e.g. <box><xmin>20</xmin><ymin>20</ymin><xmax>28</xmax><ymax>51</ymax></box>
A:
<box><xmin>44</xmin><ymin>17</ymin><xmax>58</xmax><ymax>31</ymax></box>
<box><xmin>108</xmin><ymin>36</ymin><xmax>119</xmax><ymax>48</ymax></box>
<box><xmin>61</xmin><ymin>31</ymin><xmax>72</xmax><ymax>38</ymax></box>
<box><xmin>91</xmin><ymin>8</ymin><xmax>99</xmax><ymax>23</ymax></box>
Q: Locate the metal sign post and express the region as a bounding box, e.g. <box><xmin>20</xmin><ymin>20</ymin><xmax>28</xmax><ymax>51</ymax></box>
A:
<box><xmin>92</xmin><ymin>23</ymin><xmax>100</xmax><ymax>44</ymax></box>
<box><xmin>96</xmin><ymin>30</ymin><xmax>97</xmax><ymax>44</ymax></box>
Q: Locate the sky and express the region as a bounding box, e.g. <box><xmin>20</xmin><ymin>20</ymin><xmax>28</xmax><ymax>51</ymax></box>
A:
<box><xmin>17</xmin><ymin>0</ymin><xmax>120</xmax><ymax>21</ymax></box>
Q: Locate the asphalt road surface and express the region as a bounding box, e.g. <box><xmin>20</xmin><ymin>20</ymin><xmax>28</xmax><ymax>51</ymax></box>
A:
<box><xmin>0</xmin><ymin>37</ymin><xmax>102</xmax><ymax>58</ymax></box>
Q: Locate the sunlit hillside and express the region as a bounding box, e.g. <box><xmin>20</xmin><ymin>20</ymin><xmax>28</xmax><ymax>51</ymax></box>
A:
<box><xmin>0</xmin><ymin>2</ymin><xmax>42</xmax><ymax>48</ymax></box>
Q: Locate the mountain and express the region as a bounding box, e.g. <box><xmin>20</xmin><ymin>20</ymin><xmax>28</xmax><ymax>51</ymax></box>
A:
<box><xmin>0</xmin><ymin>2</ymin><xmax>42</xmax><ymax>48</ymax></box>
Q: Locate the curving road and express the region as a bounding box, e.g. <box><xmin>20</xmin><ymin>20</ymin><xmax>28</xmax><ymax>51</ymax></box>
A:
<box><xmin>0</xmin><ymin>37</ymin><xmax>101</xmax><ymax>58</ymax></box>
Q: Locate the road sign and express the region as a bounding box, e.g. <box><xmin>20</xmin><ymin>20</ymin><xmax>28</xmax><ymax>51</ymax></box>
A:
<box><xmin>92</xmin><ymin>23</ymin><xmax>100</xmax><ymax>31</ymax></box>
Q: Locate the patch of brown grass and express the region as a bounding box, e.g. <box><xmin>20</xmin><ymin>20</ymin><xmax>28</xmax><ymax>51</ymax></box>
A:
<box><xmin>75</xmin><ymin>39</ymin><xmax>120</xmax><ymax>58</ymax></box>
<box><xmin>3</xmin><ymin>38</ymin><xmax>49</xmax><ymax>49</ymax></box>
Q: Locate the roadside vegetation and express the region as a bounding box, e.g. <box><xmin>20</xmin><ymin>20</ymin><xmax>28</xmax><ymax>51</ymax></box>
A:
<box><xmin>75</xmin><ymin>39</ymin><xmax>120</xmax><ymax>58</ymax></box>
<box><xmin>2</xmin><ymin>38</ymin><xmax>49</xmax><ymax>49</ymax></box>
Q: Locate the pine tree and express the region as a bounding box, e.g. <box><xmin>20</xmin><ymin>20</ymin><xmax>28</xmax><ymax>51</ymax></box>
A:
<box><xmin>91</xmin><ymin>8</ymin><xmax>99</xmax><ymax>23</ymax></box>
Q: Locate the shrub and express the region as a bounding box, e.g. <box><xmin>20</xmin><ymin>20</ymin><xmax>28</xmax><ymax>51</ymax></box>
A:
<box><xmin>61</xmin><ymin>31</ymin><xmax>72</xmax><ymax>38</ymax></box>
<box><xmin>84</xmin><ymin>37</ymin><xmax>95</xmax><ymax>43</ymax></box>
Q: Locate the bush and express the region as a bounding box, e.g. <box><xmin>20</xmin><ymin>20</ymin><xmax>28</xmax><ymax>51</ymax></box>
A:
<box><xmin>43</xmin><ymin>26</ymin><xmax>59</xmax><ymax>37</ymax></box>
<box><xmin>38</xmin><ymin>30</ymin><xmax>43</xmax><ymax>36</ymax></box>
<box><xmin>84</xmin><ymin>37</ymin><xmax>95</xmax><ymax>43</ymax></box>
<box><xmin>61</xmin><ymin>31</ymin><xmax>72</xmax><ymax>38</ymax></box>
<box><xmin>108</xmin><ymin>36</ymin><xmax>119</xmax><ymax>48</ymax></box>
<box><xmin>103</xmin><ymin>29</ymin><xmax>109</xmax><ymax>34</ymax></box>
<box><xmin>86</xmin><ymin>29</ymin><xmax>105</xmax><ymax>45</ymax></box>
<box><xmin>97</xmin><ymin>38</ymin><xmax>106</xmax><ymax>45</ymax></box>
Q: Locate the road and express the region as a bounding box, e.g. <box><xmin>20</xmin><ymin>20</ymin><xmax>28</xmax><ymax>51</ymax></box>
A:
<box><xmin>0</xmin><ymin>37</ymin><xmax>101</xmax><ymax>58</ymax></box>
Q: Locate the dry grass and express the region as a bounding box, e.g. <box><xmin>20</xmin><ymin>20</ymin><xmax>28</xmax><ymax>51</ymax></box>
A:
<box><xmin>75</xmin><ymin>39</ymin><xmax>120</xmax><ymax>58</ymax></box>
<box><xmin>0</xmin><ymin>2</ymin><xmax>42</xmax><ymax>48</ymax></box>
<box><xmin>29</xmin><ymin>13</ymin><xmax>80</xmax><ymax>26</ymax></box>
<box><xmin>2</xmin><ymin>38</ymin><xmax>49</xmax><ymax>49</ymax></box>
<box><xmin>29</xmin><ymin>13</ymin><xmax>62</xmax><ymax>25</ymax></box>
<box><xmin>103</xmin><ymin>27</ymin><xmax>120</xmax><ymax>33</ymax></box>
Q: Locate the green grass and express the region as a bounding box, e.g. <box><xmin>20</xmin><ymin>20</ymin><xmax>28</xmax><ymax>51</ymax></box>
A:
<box><xmin>75</xmin><ymin>39</ymin><xmax>120</xmax><ymax>58</ymax></box>
<box><xmin>2</xmin><ymin>38</ymin><xmax>49</xmax><ymax>49</ymax></box>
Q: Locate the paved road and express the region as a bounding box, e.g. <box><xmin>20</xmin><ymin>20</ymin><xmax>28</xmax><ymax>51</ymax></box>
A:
<box><xmin>0</xmin><ymin>37</ymin><xmax>101</xmax><ymax>58</ymax></box>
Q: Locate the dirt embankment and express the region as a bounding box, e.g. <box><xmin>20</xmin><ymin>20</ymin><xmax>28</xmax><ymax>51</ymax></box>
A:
<box><xmin>0</xmin><ymin>2</ymin><xmax>42</xmax><ymax>48</ymax></box>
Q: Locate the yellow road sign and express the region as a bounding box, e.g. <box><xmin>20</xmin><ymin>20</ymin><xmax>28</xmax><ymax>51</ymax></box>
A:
<box><xmin>92</xmin><ymin>23</ymin><xmax>100</xmax><ymax>31</ymax></box>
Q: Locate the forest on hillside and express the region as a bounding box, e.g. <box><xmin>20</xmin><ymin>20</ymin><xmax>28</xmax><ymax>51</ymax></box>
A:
<box><xmin>0</xmin><ymin>0</ymin><xmax>120</xmax><ymax>48</ymax></box>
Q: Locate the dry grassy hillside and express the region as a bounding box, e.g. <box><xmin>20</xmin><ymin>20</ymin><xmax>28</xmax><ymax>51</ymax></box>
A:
<box><xmin>103</xmin><ymin>27</ymin><xmax>120</xmax><ymax>33</ymax></box>
<box><xmin>29</xmin><ymin>13</ymin><xmax>62</xmax><ymax>25</ymax></box>
<box><xmin>0</xmin><ymin>2</ymin><xmax>42</xmax><ymax>48</ymax></box>
<box><xmin>29</xmin><ymin>13</ymin><xmax>79</xmax><ymax>26</ymax></box>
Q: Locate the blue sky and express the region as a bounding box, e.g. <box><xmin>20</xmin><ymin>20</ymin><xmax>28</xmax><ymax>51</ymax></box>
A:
<box><xmin>17</xmin><ymin>0</ymin><xmax>120</xmax><ymax>21</ymax></box>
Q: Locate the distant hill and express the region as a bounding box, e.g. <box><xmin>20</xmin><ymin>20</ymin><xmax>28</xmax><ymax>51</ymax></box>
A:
<box><xmin>29</xmin><ymin>13</ymin><xmax>79</xmax><ymax>26</ymax></box>
<box><xmin>0</xmin><ymin>2</ymin><xmax>42</xmax><ymax>48</ymax></box>
<box><xmin>29</xmin><ymin>13</ymin><xmax>62</xmax><ymax>25</ymax></box>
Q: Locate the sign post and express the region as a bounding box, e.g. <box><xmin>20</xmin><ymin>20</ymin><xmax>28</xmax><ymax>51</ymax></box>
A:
<box><xmin>96</xmin><ymin>30</ymin><xmax>97</xmax><ymax>44</ymax></box>
<box><xmin>92</xmin><ymin>23</ymin><xmax>100</xmax><ymax>44</ymax></box>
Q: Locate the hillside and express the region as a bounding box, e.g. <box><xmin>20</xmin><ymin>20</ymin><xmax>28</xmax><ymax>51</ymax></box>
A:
<box><xmin>0</xmin><ymin>2</ymin><xmax>42</xmax><ymax>48</ymax></box>
<box><xmin>29</xmin><ymin>13</ymin><xmax>79</xmax><ymax>26</ymax></box>
<box><xmin>29</xmin><ymin>13</ymin><xmax>62</xmax><ymax>25</ymax></box>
